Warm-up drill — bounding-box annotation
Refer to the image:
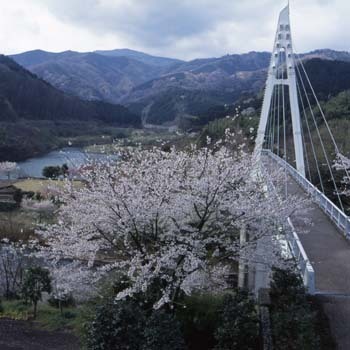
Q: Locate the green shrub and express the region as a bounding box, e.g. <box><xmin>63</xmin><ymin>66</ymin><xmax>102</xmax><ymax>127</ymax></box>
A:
<box><xmin>86</xmin><ymin>300</ymin><xmax>146</xmax><ymax>350</ymax></box>
<box><xmin>270</xmin><ymin>268</ymin><xmax>320</xmax><ymax>350</ymax></box>
<box><xmin>177</xmin><ymin>293</ymin><xmax>223</xmax><ymax>350</ymax></box>
<box><xmin>143</xmin><ymin>310</ymin><xmax>186</xmax><ymax>350</ymax></box>
<box><xmin>214</xmin><ymin>291</ymin><xmax>259</xmax><ymax>350</ymax></box>
<box><xmin>1</xmin><ymin>300</ymin><xmax>30</xmax><ymax>320</ymax></box>
<box><xmin>62</xmin><ymin>310</ymin><xmax>76</xmax><ymax>319</ymax></box>
<box><xmin>86</xmin><ymin>297</ymin><xmax>187</xmax><ymax>350</ymax></box>
<box><xmin>0</xmin><ymin>299</ymin><xmax>3</xmax><ymax>313</ymax></box>
<box><xmin>21</xmin><ymin>267</ymin><xmax>52</xmax><ymax>319</ymax></box>
<box><xmin>270</xmin><ymin>268</ymin><xmax>306</xmax><ymax>307</ymax></box>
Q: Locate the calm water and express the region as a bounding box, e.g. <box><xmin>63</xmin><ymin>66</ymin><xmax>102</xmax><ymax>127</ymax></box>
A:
<box><xmin>3</xmin><ymin>148</ymin><xmax>116</xmax><ymax>179</ymax></box>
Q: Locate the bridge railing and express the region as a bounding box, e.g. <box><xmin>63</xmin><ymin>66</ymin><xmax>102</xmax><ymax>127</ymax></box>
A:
<box><xmin>287</xmin><ymin>218</ymin><xmax>315</xmax><ymax>294</ymax></box>
<box><xmin>262</xmin><ymin>149</ymin><xmax>350</xmax><ymax>239</ymax></box>
<box><xmin>260</xmin><ymin>156</ymin><xmax>316</xmax><ymax>294</ymax></box>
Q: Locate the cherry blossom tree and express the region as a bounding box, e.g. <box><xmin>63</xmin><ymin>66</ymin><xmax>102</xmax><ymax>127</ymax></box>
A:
<box><xmin>38</xmin><ymin>136</ymin><xmax>305</xmax><ymax>308</ymax></box>
<box><xmin>0</xmin><ymin>162</ymin><xmax>17</xmax><ymax>180</ymax></box>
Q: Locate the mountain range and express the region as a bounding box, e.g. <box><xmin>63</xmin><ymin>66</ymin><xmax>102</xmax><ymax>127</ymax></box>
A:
<box><xmin>0</xmin><ymin>55</ymin><xmax>140</xmax><ymax>161</ymax></box>
<box><xmin>2</xmin><ymin>46</ymin><xmax>350</xmax><ymax>162</ymax></box>
<box><xmin>11</xmin><ymin>48</ymin><xmax>350</xmax><ymax>126</ymax></box>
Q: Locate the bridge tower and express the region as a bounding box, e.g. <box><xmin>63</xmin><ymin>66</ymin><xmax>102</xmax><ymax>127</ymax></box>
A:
<box><xmin>254</xmin><ymin>4</ymin><xmax>305</xmax><ymax>177</ymax></box>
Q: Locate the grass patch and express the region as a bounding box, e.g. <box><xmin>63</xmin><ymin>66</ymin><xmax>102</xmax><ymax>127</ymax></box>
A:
<box><xmin>14</xmin><ymin>179</ymin><xmax>84</xmax><ymax>193</ymax></box>
<box><xmin>1</xmin><ymin>300</ymin><xmax>89</xmax><ymax>335</ymax></box>
<box><xmin>1</xmin><ymin>300</ymin><xmax>30</xmax><ymax>320</ymax></box>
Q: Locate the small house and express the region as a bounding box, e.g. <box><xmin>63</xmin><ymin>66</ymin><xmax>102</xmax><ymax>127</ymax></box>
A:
<box><xmin>0</xmin><ymin>181</ymin><xmax>18</xmax><ymax>204</ymax></box>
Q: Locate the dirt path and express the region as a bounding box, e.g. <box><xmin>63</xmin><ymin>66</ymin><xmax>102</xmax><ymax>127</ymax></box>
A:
<box><xmin>0</xmin><ymin>318</ymin><xmax>80</xmax><ymax>350</ymax></box>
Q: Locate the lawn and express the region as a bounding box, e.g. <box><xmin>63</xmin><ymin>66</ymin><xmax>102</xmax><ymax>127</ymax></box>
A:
<box><xmin>1</xmin><ymin>299</ymin><xmax>89</xmax><ymax>335</ymax></box>
<box><xmin>14</xmin><ymin>179</ymin><xmax>84</xmax><ymax>193</ymax></box>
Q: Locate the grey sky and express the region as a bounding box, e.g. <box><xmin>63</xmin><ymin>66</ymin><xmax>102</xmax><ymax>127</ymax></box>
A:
<box><xmin>0</xmin><ymin>0</ymin><xmax>349</xmax><ymax>60</ymax></box>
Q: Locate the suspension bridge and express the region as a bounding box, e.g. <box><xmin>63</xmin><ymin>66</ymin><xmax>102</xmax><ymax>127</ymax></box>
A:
<box><xmin>254</xmin><ymin>4</ymin><xmax>350</xmax><ymax>348</ymax></box>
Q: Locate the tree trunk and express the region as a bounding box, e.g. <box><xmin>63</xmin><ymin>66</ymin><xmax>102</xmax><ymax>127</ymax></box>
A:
<box><xmin>33</xmin><ymin>301</ymin><xmax>37</xmax><ymax>319</ymax></box>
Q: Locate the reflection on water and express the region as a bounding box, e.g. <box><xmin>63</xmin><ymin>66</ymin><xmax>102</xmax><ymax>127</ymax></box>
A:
<box><xmin>2</xmin><ymin>148</ymin><xmax>116</xmax><ymax>179</ymax></box>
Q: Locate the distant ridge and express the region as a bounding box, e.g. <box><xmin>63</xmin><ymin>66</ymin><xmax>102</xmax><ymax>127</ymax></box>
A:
<box><xmin>94</xmin><ymin>48</ymin><xmax>183</xmax><ymax>67</ymax></box>
<box><xmin>11</xmin><ymin>49</ymin><xmax>182</xmax><ymax>103</ymax></box>
<box><xmin>10</xmin><ymin>48</ymin><xmax>350</xmax><ymax>126</ymax></box>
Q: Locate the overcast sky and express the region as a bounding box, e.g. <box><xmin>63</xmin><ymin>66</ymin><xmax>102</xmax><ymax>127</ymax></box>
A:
<box><xmin>0</xmin><ymin>0</ymin><xmax>349</xmax><ymax>60</ymax></box>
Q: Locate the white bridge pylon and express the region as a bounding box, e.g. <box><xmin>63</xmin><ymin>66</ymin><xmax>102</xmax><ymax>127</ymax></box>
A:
<box><xmin>254</xmin><ymin>5</ymin><xmax>306</xmax><ymax>177</ymax></box>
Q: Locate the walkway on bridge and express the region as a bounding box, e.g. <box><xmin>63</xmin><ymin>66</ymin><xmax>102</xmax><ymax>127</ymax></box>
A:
<box><xmin>265</xmin><ymin>155</ymin><xmax>350</xmax><ymax>349</ymax></box>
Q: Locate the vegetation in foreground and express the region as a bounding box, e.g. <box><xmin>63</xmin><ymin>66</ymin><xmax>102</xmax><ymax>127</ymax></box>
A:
<box><xmin>0</xmin><ymin>267</ymin><xmax>336</xmax><ymax>350</ymax></box>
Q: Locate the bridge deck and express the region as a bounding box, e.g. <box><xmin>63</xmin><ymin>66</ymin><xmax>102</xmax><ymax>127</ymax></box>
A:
<box><xmin>265</xmin><ymin>157</ymin><xmax>350</xmax><ymax>349</ymax></box>
<box><xmin>288</xmin><ymin>179</ymin><xmax>350</xmax><ymax>294</ymax></box>
<box><xmin>289</xmin><ymin>176</ymin><xmax>350</xmax><ymax>349</ymax></box>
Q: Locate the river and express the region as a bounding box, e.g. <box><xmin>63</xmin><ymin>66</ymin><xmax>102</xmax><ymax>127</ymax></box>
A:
<box><xmin>2</xmin><ymin>148</ymin><xmax>116</xmax><ymax>179</ymax></box>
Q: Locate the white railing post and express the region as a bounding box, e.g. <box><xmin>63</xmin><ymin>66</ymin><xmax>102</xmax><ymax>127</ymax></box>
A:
<box><xmin>286</xmin><ymin>218</ymin><xmax>316</xmax><ymax>294</ymax></box>
<box><xmin>346</xmin><ymin>219</ymin><xmax>350</xmax><ymax>238</ymax></box>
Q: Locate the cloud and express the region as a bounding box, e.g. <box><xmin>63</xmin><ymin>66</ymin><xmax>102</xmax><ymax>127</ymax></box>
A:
<box><xmin>1</xmin><ymin>0</ymin><xmax>350</xmax><ymax>60</ymax></box>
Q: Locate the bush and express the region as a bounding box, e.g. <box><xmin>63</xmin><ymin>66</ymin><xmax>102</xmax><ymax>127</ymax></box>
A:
<box><xmin>62</xmin><ymin>310</ymin><xmax>76</xmax><ymax>319</ymax></box>
<box><xmin>85</xmin><ymin>298</ymin><xmax>187</xmax><ymax>350</ymax></box>
<box><xmin>270</xmin><ymin>268</ymin><xmax>306</xmax><ymax>307</ymax></box>
<box><xmin>0</xmin><ymin>299</ymin><xmax>3</xmax><ymax>313</ymax></box>
<box><xmin>214</xmin><ymin>291</ymin><xmax>259</xmax><ymax>350</ymax></box>
<box><xmin>143</xmin><ymin>310</ymin><xmax>186</xmax><ymax>350</ymax></box>
<box><xmin>86</xmin><ymin>300</ymin><xmax>146</xmax><ymax>350</ymax></box>
<box><xmin>177</xmin><ymin>293</ymin><xmax>222</xmax><ymax>350</ymax></box>
<box><xmin>42</xmin><ymin>164</ymin><xmax>69</xmax><ymax>179</ymax></box>
<box><xmin>270</xmin><ymin>268</ymin><xmax>320</xmax><ymax>350</ymax></box>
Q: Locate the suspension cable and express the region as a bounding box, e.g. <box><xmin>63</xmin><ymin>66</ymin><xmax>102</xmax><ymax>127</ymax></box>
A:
<box><xmin>295</xmin><ymin>54</ymin><xmax>350</xmax><ymax>182</ymax></box>
<box><xmin>300</xmin><ymin>117</ymin><xmax>312</xmax><ymax>181</ymax></box>
<box><xmin>281</xmin><ymin>51</ymin><xmax>288</xmax><ymax>198</ymax></box>
<box><xmin>296</xmin><ymin>78</ymin><xmax>325</xmax><ymax>193</ymax></box>
<box><xmin>267</xmin><ymin>95</ymin><xmax>274</xmax><ymax>150</ymax></box>
<box><xmin>277</xmin><ymin>52</ymin><xmax>281</xmax><ymax>157</ymax></box>
<box><xmin>271</xmin><ymin>84</ymin><xmax>278</xmax><ymax>151</ymax></box>
<box><xmin>295</xmin><ymin>59</ymin><xmax>344</xmax><ymax>211</ymax></box>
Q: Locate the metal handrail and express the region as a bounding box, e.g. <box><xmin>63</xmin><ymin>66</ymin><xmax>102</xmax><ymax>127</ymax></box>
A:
<box><xmin>262</xmin><ymin>149</ymin><xmax>350</xmax><ymax>239</ymax></box>
<box><xmin>287</xmin><ymin>218</ymin><xmax>315</xmax><ymax>294</ymax></box>
<box><xmin>260</xmin><ymin>157</ymin><xmax>316</xmax><ymax>293</ymax></box>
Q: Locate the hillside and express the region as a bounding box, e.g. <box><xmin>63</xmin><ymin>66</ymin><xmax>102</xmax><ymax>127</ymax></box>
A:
<box><xmin>11</xmin><ymin>49</ymin><xmax>182</xmax><ymax>103</ymax></box>
<box><xmin>124</xmin><ymin>52</ymin><xmax>270</xmax><ymax>124</ymax></box>
<box><xmin>0</xmin><ymin>55</ymin><xmax>141</xmax><ymax>161</ymax></box>
<box><xmin>11</xmin><ymin>48</ymin><xmax>350</xmax><ymax>127</ymax></box>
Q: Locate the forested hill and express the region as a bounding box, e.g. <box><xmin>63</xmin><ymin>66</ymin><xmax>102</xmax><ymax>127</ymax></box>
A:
<box><xmin>300</xmin><ymin>58</ymin><xmax>350</xmax><ymax>100</ymax></box>
<box><xmin>0</xmin><ymin>55</ymin><xmax>141</xmax><ymax>126</ymax></box>
<box><xmin>10</xmin><ymin>49</ymin><xmax>182</xmax><ymax>103</ymax></box>
<box><xmin>11</xmin><ymin>48</ymin><xmax>350</xmax><ymax>126</ymax></box>
<box><xmin>0</xmin><ymin>55</ymin><xmax>141</xmax><ymax>162</ymax></box>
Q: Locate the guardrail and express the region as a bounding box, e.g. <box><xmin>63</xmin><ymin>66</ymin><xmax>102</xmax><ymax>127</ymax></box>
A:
<box><xmin>262</xmin><ymin>149</ymin><xmax>350</xmax><ymax>239</ymax></box>
<box><xmin>260</xmin><ymin>157</ymin><xmax>316</xmax><ymax>293</ymax></box>
<box><xmin>287</xmin><ymin>218</ymin><xmax>315</xmax><ymax>294</ymax></box>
